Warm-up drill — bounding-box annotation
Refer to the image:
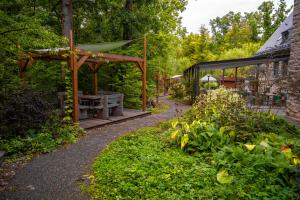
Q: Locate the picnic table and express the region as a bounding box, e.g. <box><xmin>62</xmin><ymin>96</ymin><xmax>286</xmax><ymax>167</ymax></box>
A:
<box><xmin>58</xmin><ymin>92</ymin><xmax>124</xmax><ymax>120</ymax></box>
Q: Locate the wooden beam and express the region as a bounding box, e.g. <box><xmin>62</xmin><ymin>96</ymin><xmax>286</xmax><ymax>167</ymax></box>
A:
<box><xmin>18</xmin><ymin>57</ymin><xmax>35</xmax><ymax>80</ymax></box>
<box><xmin>70</xmin><ymin>30</ymin><xmax>79</xmax><ymax>122</ymax></box>
<box><xmin>93</xmin><ymin>71</ymin><xmax>98</xmax><ymax>95</ymax></box>
<box><xmin>18</xmin><ymin>59</ymin><xmax>29</xmax><ymax>79</ymax></box>
<box><xmin>222</xmin><ymin>69</ymin><xmax>225</xmax><ymax>85</ymax></box>
<box><xmin>156</xmin><ymin>68</ymin><xmax>160</xmax><ymax>106</ymax></box>
<box><xmin>142</xmin><ymin>34</ymin><xmax>147</xmax><ymax>111</ymax></box>
<box><xmin>76</xmin><ymin>55</ymin><xmax>89</xmax><ymax>70</ymax></box>
<box><xmin>163</xmin><ymin>74</ymin><xmax>167</xmax><ymax>96</ymax></box>
<box><xmin>184</xmin><ymin>55</ymin><xmax>289</xmax><ymax>73</ymax></box>
<box><xmin>136</xmin><ymin>62</ymin><xmax>143</xmax><ymax>72</ymax></box>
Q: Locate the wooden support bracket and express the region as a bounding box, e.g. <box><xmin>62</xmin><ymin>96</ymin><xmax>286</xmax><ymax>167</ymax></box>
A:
<box><xmin>76</xmin><ymin>55</ymin><xmax>89</xmax><ymax>70</ymax></box>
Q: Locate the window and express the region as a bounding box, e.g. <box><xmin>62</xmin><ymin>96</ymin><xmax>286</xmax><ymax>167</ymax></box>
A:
<box><xmin>281</xmin><ymin>31</ymin><xmax>290</xmax><ymax>44</ymax></box>
<box><xmin>273</xmin><ymin>62</ymin><xmax>279</xmax><ymax>77</ymax></box>
<box><xmin>282</xmin><ymin>60</ymin><xmax>288</xmax><ymax>76</ymax></box>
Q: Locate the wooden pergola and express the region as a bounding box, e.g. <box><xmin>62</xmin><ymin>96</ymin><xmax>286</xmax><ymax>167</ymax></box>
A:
<box><xmin>18</xmin><ymin>31</ymin><xmax>147</xmax><ymax>122</ymax></box>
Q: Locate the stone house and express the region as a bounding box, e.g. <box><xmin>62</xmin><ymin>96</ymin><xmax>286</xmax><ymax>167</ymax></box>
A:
<box><xmin>287</xmin><ymin>0</ymin><xmax>300</xmax><ymax>122</ymax></box>
<box><xmin>256</xmin><ymin>0</ymin><xmax>300</xmax><ymax>122</ymax></box>
<box><xmin>255</xmin><ymin>13</ymin><xmax>292</xmax><ymax>105</ymax></box>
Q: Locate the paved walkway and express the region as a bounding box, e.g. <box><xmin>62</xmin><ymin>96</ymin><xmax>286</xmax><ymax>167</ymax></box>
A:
<box><xmin>1</xmin><ymin>97</ymin><xmax>190</xmax><ymax>200</ymax></box>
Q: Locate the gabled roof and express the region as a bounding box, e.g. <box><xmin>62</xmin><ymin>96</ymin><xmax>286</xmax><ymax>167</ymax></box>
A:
<box><xmin>257</xmin><ymin>12</ymin><xmax>293</xmax><ymax>55</ymax></box>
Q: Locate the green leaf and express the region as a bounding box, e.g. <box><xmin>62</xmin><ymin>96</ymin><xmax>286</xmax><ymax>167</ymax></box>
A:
<box><xmin>217</xmin><ymin>169</ymin><xmax>233</xmax><ymax>184</ymax></box>
<box><xmin>219</xmin><ymin>127</ymin><xmax>226</xmax><ymax>134</ymax></box>
<box><xmin>171</xmin><ymin>120</ymin><xmax>178</xmax><ymax>129</ymax></box>
<box><xmin>181</xmin><ymin>134</ymin><xmax>189</xmax><ymax>149</ymax></box>
<box><xmin>171</xmin><ymin>130</ymin><xmax>179</xmax><ymax>140</ymax></box>
<box><xmin>244</xmin><ymin>144</ymin><xmax>256</xmax><ymax>151</ymax></box>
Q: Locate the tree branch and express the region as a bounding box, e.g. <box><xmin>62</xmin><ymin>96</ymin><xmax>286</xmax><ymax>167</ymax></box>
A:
<box><xmin>0</xmin><ymin>28</ymin><xmax>28</xmax><ymax>35</ymax></box>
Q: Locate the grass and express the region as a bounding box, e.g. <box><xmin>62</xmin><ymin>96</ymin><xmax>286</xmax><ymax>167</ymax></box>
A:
<box><xmin>87</xmin><ymin>123</ymin><xmax>300</xmax><ymax>199</ymax></box>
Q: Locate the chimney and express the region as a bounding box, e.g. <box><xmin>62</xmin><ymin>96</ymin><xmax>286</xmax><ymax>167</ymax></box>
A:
<box><xmin>286</xmin><ymin>0</ymin><xmax>300</xmax><ymax>122</ymax></box>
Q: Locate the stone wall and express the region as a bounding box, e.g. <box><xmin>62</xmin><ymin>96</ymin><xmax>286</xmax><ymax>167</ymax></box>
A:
<box><xmin>286</xmin><ymin>0</ymin><xmax>300</xmax><ymax>122</ymax></box>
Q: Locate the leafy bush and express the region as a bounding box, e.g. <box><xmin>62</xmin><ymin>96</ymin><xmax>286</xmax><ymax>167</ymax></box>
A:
<box><xmin>202</xmin><ymin>81</ymin><xmax>219</xmax><ymax>89</ymax></box>
<box><xmin>0</xmin><ymin>123</ymin><xmax>83</xmax><ymax>156</ymax></box>
<box><xmin>168</xmin><ymin>81</ymin><xmax>187</xmax><ymax>99</ymax></box>
<box><xmin>192</xmin><ymin>87</ymin><xmax>249</xmax><ymax>126</ymax></box>
<box><xmin>187</xmin><ymin>88</ymin><xmax>299</xmax><ymax>142</ymax></box>
<box><xmin>0</xmin><ymin>88</ymin><xmax>53</xmax><ymax>138</ymax></box>
<box><xmin>0</xmin><ymin>107</ymin><xmax>84</xmax><ymax>156</ymax></box>
<box><xmin>166</xmin><ymin>88</ymin><xmax>300</xmax><ymax>198</ymax></box>
<box><xmin>169</xmin><ymin>120</ymin><xmax>231</xmax><ymax>153</ymax></box>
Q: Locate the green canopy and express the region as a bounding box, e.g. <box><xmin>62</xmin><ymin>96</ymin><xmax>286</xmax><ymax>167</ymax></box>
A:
<box><xmin>76</xmin><ymin>40</ymin><xmax>132</xmax><ymax>52</ymax></box>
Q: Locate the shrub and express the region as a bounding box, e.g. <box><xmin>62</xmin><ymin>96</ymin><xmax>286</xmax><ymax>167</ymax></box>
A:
<box><xmin>169</xmin><ymin>120</ymin><xmax>231</xmax><ymax>153</ymax></box>
<box><xmin>0</xmin><ymin>123</ymin><xmax>83</xmax><ymax>156</ymax></box>
<box><xmin>0</xmin><ymin>88</ymin><xmax>53</xmax><ymax>138</ymax></box>
<box><xmin>202</xmin><ymin>81</ymin><xmax>219</xmax><ymax>90</ymax></box>
<box><xmin>168</xmin><ymin>82</ymin><xmax>186</xmax><ymax>99</ymax></box>
<box><xmin>192</xmin><ymin>87</ymin><xmax>249</xmax><ymax>126</ymax></box>
<box><xmin>188</xmin><ymin>88</ymin><xmax>299</xmax><ymax>142</ymax></box>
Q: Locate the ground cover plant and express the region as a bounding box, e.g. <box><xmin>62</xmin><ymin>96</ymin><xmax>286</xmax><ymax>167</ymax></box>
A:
<box><xmin>87</xmin><ymin>88</ymin><xmax>300</xmax><ymax>199</ymax></box>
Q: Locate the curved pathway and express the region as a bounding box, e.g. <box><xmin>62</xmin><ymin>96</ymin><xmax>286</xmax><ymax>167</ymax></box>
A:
<box><xmin>1</xmin><ymin>97</ymin><xmax>190</xmax><ymax>200</ymax></box>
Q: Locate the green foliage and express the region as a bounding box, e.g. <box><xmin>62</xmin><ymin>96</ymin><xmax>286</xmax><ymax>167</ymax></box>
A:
<box><xmin>170</xmin><ymin>121</ymin><xmax>230</xmax><ymax>152</ymax></box>
<box><xmin>63</xmin><ymin>64</ymin><xmax>74</xmax><ymax>122</ymax></box>
<box><xmin>202</xmin><ymin>81</ymin><xmax>219</xmax><ymax>90</ymax></box>
<box><xmin>193</xmin><ymin>88</ymin><xmax>249</xmax><ymax>126</ymax></box>
<box><xmin>87</xmin><ymin>127</ymin><xmax>216</xmax><ymax>199</ymax></box>
<box><xmin>87</xmin><ymin>123</ymin><xmax>300</xmax><ymax>199</ymax></box>
<box><xmin>178</xmin><ymin>88</ymin><xmax>300</xmax><ymax>146</ymax></box>
<box><xmin>0</xmin><ymin>88</ymin><xmax>54</xmax><ymax>138</ymax></box>
<box><xmin>168</xmin><ymin>81</ymin><xmax>187</xmax><ymax>100</ymax></box>
<box><xmin>166</xmin><ymin>89</ymin><xmax>300</xmax><ymax>198</ymax></box>
<box><xmin>0</xmin><ymin>120</ymin><xmax>84</xmax><ymax>156</ymax></box>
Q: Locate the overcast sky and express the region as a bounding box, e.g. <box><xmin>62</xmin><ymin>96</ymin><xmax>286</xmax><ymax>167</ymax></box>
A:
<box><xmin>181</xmin><ymin>0</ymin><xmax>294</xmax><ymax>33</ymax></box>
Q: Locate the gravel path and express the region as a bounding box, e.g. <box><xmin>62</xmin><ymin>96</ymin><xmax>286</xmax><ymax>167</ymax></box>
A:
<box><xmin>1</xmin><ymin>97</ymin><xmax>190</xmax><ymax>200</ymax></box>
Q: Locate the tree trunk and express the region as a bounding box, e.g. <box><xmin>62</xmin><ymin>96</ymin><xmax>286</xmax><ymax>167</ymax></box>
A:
<box><xmin>123</xmin><ymin>0</ymin><xmax>133</xmax><ymax>40</ymax></box>
<box><xmin>286</xmin><ymin>0</ymin><xmax>300</xmax><ymax>122</ymax></box>
<box><xmin>61</xmin><ymin>0</ymin><xmax>73</xmax><ymax>38</ymax></box>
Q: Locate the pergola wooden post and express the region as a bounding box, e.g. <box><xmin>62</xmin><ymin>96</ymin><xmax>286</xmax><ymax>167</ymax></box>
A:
<box><xmin>18</xmin><ymin>57</ymin><xmax>34</xmax><ymax>82</ymax></box>
<box><xmin>69</xmin><ymin>31</ymin><xmax>79</xmax><ymax>122</ymax></box>
<box><xmin>142</xmin><ymin>34</ymin><xmax>147</xmax><ymax>111</ymax></box>
<box><xmin>93</xmin><ymin>70</ymin><xmax>98</xmax><ymax>95</ymax></box>
<box><xmin>235</xmin><ymin>67</ymin><xmax>238</xmax><ymax>89</ymax></box>
<box><xmin>163</xmin><ymin>74</ymin><xmax>167</xmax><ymax>96</ymax></box>
<box><xmin>88</xmin><ymin>63</ymin><xmax>101</xmax><ymax>95</ymax></box>
<box><xmin>69</xmin><ymin>30</ymin><xmax>89</xmax><ymax>122</ymax></box>
<box><xmin>222</xmin><ymin>69</ymin><xmax>225</xmax><ymax>84</ymax></box>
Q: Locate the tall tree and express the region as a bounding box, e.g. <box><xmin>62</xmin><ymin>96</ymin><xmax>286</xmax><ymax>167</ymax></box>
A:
<box><xmin>62</xmin><ymin>0</ymin><xmax>73</xmax><ymax>38</ymax></box>
<box><xmin>123</xmin><ymin>0</ymin><xmax>133</xmax><ymax>40</ymax></box>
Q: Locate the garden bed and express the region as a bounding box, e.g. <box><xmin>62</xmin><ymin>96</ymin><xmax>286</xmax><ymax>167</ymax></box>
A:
<box><xmin>87</xmin><ymin>89</ymin><xmax>300</xmax><ymax>199</ymax></box>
